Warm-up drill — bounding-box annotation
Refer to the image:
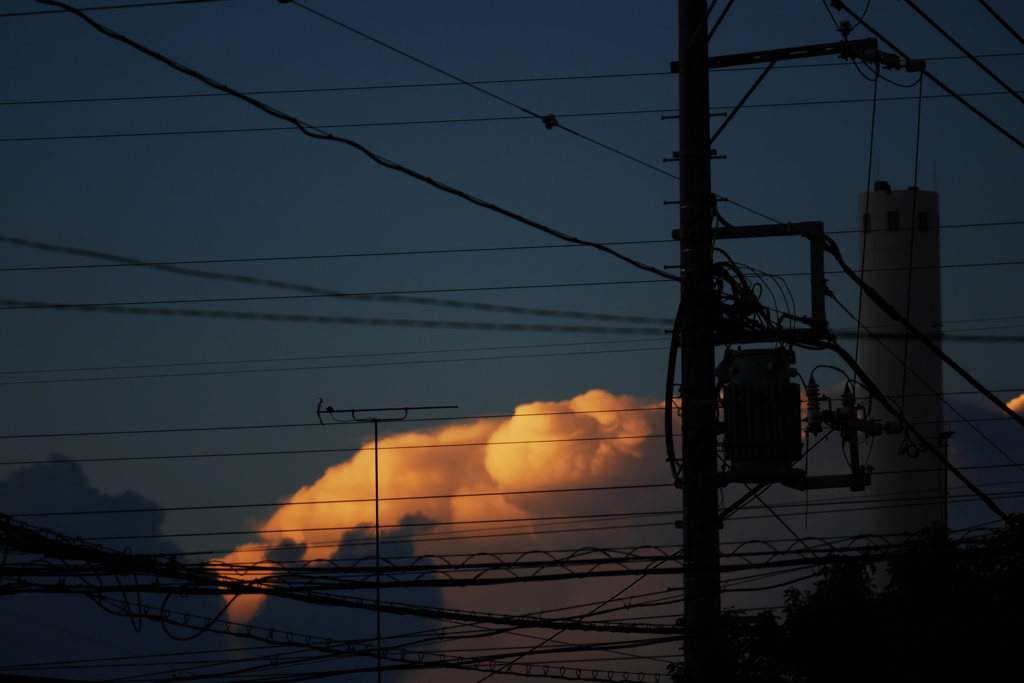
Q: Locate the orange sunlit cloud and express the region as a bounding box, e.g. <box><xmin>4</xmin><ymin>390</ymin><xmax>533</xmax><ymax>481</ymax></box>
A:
<box><xmin>1008</xmin><ymin>393</ymin><xmax>1024</xmax><ymax>415</ymax></box>
<box><xmin>215</xmin><ymin>390</ymin><xmax>665</xmax><ymax>621</ymax></box>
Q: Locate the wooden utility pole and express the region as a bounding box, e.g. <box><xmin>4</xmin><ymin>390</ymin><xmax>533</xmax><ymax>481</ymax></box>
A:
<box><xmin>677</xmin><ymin>2</ymin><xmax>721</xmax><ymax>680</ymax></box>
<box><xmin>670</xmin><ymin>5</ymin><xmax>930</xmax><ymax>678</ymax></box>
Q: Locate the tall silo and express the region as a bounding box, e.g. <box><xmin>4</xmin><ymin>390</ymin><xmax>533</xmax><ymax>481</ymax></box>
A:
<box><xmin>858</xmin><ymin>181</ymin><xmax>946</xmax><ymax>537</ymax></box>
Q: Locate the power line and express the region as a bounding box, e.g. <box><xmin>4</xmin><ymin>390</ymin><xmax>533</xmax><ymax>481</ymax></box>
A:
<box><xmin>4</xmin><ymin>226</ymin><xmax>1021</xmax><ymax>273</ymax></box>
<box><xmin>827</xmin><ymin>293</ymin><xmax>1024</xmax><ymax>476</ymax></box>
<box><xmin>10</xmin><ymin>88</ymin><xmax>1024</xmax><ymax>143</ymax></box>
<box><xmin>0</xmin><ymin>233</ymin><xmax>671</xmax><ymax>326</ymax></box>
<box><xmin>0</xmin><ymin>318</ymin><xmax>1018</xmax><ymax>380</ymax></box>
<box><xmin>0</xmin><ymin>344</ymin><xmax>666</xmax><ymax>387</ymax></box>
<box><xmin>0</xmin><ymin>409</ymin><xmax>658</xmax><ymax>440</ymax></box>
<box><xmin>822</xmin><ymin>232</ymin><xmax>1024</xmax><ymax>433</ymax></box>
<box><xmin>117</xmin><ymin>488</ymin><xmax>1024</xmax><ymax>558</ymax></box>
<box><xmin>0</xmin><ymin>278</ymin><xmax>666</xmax><ymax>311</ymax></box>
<box><xmin>5</xmin><ymin>429</ymin><xmax>1022</xmax><ymax>478</ymax></box>
<box><xmin>12</xmin><ymin>282</ymin><xmax>1024</xmax><ymax>344</ymax></box>
<box><xmin>0</xmin><ymin>336</ymin><xmax>660</xmax><ymax>377</ymax></box>
<box><xmin>2</xmin><ymin>54</ymin><xmax>1018</xmax><ymax>109</ymax></box>
<box><xmin>975</xmin><ymin>0</ymin><xmax>1024</xmax><ymax>47</ymax></box>
<box><xmin>0</xmin><ymin>235</ymin><xmax>666</xmax><ymax>272</ymax></box>
<box><xmin>288</xmin><ymin>1</ymin><xmax>679</xmax><ymax>182</ymax></box>
<box><xmin>901</xmin><ymin>0</ymin><xmax>1024</xmax><ymax>109</ymax></box>
<box><xmin>0</xmin><ymin>298</ymin><xmax>668</xmax><ymax>335</ymax></box>
<box><xmin>3</xmin><ymin>258</ymin><xmax>1019</xmax><ymax>320</ymax></box>
<box><xmin>8</xmin><ymin>481</ymin><xmax>671</xmax><ymax>520</ymax></box>
<box><xmin>192</xmin><ymin>518</ymin><xmax>677</xmax><ymax>558</ymax></box>
<box><xmin>3</xmin><ymin>332</ymin><xmax>1019</xmax><ymax>389</ymax></box>
<box><xmin>0</xmin><ymin>72</ymin><xmax>671</xmax><ymax>106</ymax></box>
<box><xmin>0</xmin><ymin>0</ymin><xmax>235</xmax><ymax>18</ymax></box>
<box><xmin>36</xmin><ymin>0</ymin><xmax>682</xmax><ymax>285</ymax></box>
<box><xmin>0</xmin><ymin>109</ymin><xmax>678</xmax><ymax>143</ymax></box>
<box><xmin>66</xmin><ymin>512</ymin><xmax>680</xmax><ymax>548</ymax></box>
<box><xmin>831</xmin><ymin>0</ymin><xmax>1024</xmax><ymax>151</ymax></box>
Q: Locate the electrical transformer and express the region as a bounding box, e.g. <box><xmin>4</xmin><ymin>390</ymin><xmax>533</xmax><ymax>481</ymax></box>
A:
<box><xmin>719</xmin><ymin>348</ymin><xmax>803</xmax><ymax>479</ymax></box>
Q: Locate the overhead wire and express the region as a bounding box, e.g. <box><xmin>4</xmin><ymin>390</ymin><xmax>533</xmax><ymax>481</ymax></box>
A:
<box><xmin>824</xmin><ymin>339</ymin><xmax>1009</xmax><ymax>522</ymax></box>
<box><xmin>0</xmin><ymin>404</ymin><xmax>663</xmax><ymax>441</ymax></box>
<box><xmin>6</xmin><ymin>540</ymin><xmax>679</xmax><ymax>679</ymax></box>
<box><xmin>827</xmin><ymin>291</ymin><xmax>1024</xmax><ymax>476</ymax></box>
<box><xmin>14</xmin><ymin>514</ymin><xmax>1022</xmax><ymax>588</ymax></box>
<box><xmin>975</xmin><ymin>0</ymin><xmax>1024</xmax><ymax>47</ymax></box>
<box><xmin>0</xmin><ymin>273</ymin><xmax>669</xmax><ymax>310</ymax></box>
<box><xmin>6</xmin><ymin>3</ymin><xmax>1015</xmax><ymax>671</ymax></box>
<box><xmin>96</xmin><ymin>515</ymin><xmax>679</xmax><ymax>554</ymax></box>
<box><xmin>6</xmin><ymin>91</ymin><xmax>1024</xmax><ymax>144</ymax></box>
<box><xmin>0</xmin><ymin>336</ymin><xmax>662</xmax><ymax>377</ymax></box>
<box><xmin>0</xmin><ymin>109</ymin><xmax>679</xmax><ymax>143</ymax></box>
<box><xmin>831</xmin><ymin>0</ymin><xmax>1024</xmax><ymax>151</ymax></box>
<box><xmin>820</xmin><ymin>232</ymin><xmax>1024</xmax><ymax>432</ymax></box>
<box><xmin>0</xmin><ymin>0</ymin><xmax>235</xmax><ymax>18</ymax></box>
<box><xmin>901</xmin><ymin>0</ymin><xmax>1024</xmax><ymax>109</ymax></box>
<box><xmin>288</xmin><ymin>0</ymin><xmax>680</xmax><ymax>183</ymax></box>
<box><xmin>9</xmin><ymin>480</ymin><xmax>672</xmax><ymax>520</ymax></box>
<box><xmin>707</xmin><ymin>0</ymin><xmax>737</xmax><ymax>41</ymax></box>
<box><xmin>10</xmin><ymin>88</ymin><xmax>1024</xmax><ymax>144</ymax></box>
<box><xmin>13</xmin><ymin>487</ymin><xmax>1018</xmax><ymax>562</ymax></box>
<box><xmin>188</xmin><ymin>517</ymin><xmax>677</xmax><ymax>557</ymax></box>
<box><xmin>0</xmin><ymin>233</ymin><xmax>672</xmax><ymax>326</ymax></box>
<box><xmin>0</xmin><ymin>71</ymin><xmax>671</xmax><ymax>106</ymax></box>
<box><xmin>11</xmin><ymin>254</ymin><xmax>1023</xmax><ymax>291</ymax></box>
<box><xmin>8</xmin><ymin>544</ymin><xmax>691</xmax><ymax>635</ymax></box>
<box><xmin>0</xmin><ymin>235</ymin><xmax>669</xmax><ymax>272</ymax></box>
<box><xmin>894</xmin><ymin>71</ymin><xmax>927</xmax><ymax>422</ymax></box>
<box><xmin>0</xmin><ymin>643</ymin><xmax>295</xmax><ymax>678</ymax></box>
<box><xmin>0</xmin><ymin>298</ymin><xmax>668</xmax><ymax>335</ymax></box>
<box><xmin>5</xmin><ymin>393</ymin><xmax>1021</xmax><ymax>468</ymax></box>
<box><xmin>32</xmin><ymin>0</ymin><xmax>682</xmax><ymax>285</ymax></box>
<box><xmin>854</xmin><ymin>56</ymin><xmax>880</xmax><ymax>368</ymax></box>
<box><xmin>0</xmin><ymin>342</ymin><xmax>667</xmax><ymax>388</ymax></box>
<box><xmin>1</xmin><ymin>51</ymin><xmax>1019</xmax><ymax>108</ymax></box>
<box><xmin>19</xmin><ymin>483</ymin><xmax>1024</xmax><ymax>558</ymax></box>
<box><xmin>6</xmin><ymin>232</ymin><xmax>1024</xmax><ymax>275</ymax></box>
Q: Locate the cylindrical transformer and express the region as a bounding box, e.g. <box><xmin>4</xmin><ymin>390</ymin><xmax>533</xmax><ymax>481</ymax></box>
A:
<box><xmin>720</xmin><ymin>348</ymin><xmax>803</xmax><ymax>476</ymax></box>
<box><xmin>858</xmin><ymin>181</ymin><xmax>945</xmax><ymax>536</ymax></box>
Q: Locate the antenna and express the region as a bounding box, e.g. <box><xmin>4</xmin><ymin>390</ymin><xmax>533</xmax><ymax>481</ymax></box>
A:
<box><xmin>317</xmin><ymin>402</ymin><xmax>457</xmax><ymax>683</ymax></box>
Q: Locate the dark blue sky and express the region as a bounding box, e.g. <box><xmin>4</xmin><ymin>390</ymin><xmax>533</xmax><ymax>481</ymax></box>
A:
<box><xmin>2</xmin><ymin>1</ymin><xmax>1023</xmax><ymax>680</ymax></box>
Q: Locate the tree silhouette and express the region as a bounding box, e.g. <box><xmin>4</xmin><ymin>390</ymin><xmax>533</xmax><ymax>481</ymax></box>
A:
<box><xmin>671</xmin><ymin>519</ymin><xmax>1024</xmax><ymax>682</ymax></box>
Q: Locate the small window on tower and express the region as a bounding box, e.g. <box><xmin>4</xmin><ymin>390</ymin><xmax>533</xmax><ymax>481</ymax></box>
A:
<box><xmin>863</xmin><ymin>213</ymin><xmax>871</xmax><ymax>231</ymax></box>
<box><xmin>886</xmin><ymin>211</ymin><xmax>900</xmax><ymax>231</ymax></box>
<box><xmin>917</xmin><ymin>211</ymin><xmax>929</xmax><ymax>231</ymax></box>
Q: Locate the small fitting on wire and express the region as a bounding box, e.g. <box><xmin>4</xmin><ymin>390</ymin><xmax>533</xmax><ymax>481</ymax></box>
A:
<box><xmin>541</xmin><ymin>114</ymin><xmax>558</xmax><ymax>130</ymax></box>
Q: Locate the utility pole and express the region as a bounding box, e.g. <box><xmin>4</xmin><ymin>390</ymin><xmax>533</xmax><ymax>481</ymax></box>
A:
<box><xmin>676</xmin><ymin>2</ymin><xmax>721</xmax><ymax>680</ymax></box>
<box><xmin>670</xmin><ymin>9</ymin><xmax>920</xmax><ymax>678</ymax></box>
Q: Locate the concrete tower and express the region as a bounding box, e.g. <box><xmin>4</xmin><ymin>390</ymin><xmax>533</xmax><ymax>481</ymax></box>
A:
<box><xmin>858</xmin><ymin>181</ymin><xmax>946</xmax><ymax>537</ymax></box>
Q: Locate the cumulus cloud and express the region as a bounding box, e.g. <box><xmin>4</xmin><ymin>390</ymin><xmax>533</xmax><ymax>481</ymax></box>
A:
<box><xmin>215</xmin><ymin>390</ymin><xmax>669</xmax><ymax>621</ymax></box>
<box><xmin>0</xmin><ymin>454</ymin><xmax>226</xmax><ymax>672</ymax></box>
<box><xmin>1</xmin><ymin>453</ymin><xmax>175</xmax><ymax>555</ymax></box>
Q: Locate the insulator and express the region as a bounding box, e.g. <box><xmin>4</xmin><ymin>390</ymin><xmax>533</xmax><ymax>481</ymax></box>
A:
<box><xmin>805</xmin><ymin>380</ymin><xmax>822</xmax><ymax>435</ymax></box>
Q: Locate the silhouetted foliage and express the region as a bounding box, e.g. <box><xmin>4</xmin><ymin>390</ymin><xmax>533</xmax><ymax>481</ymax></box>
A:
<box><xmin>670</xmin><ymin>519</ymin><xmax>1024</xmax><ymax>682</ymax></box>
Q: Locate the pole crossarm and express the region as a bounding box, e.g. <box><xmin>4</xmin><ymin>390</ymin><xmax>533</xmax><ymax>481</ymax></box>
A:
<box><xmin>671</xmin><ymin>38</ymin><xmax>910</xmax><ymax>72</ymax></box>
<box><xmin>711</xmin><ymin>221</ymin><xmax>829</xmax><ymax>342</ymax></box>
